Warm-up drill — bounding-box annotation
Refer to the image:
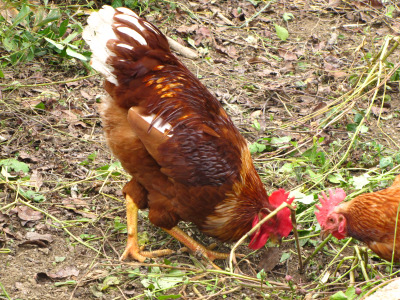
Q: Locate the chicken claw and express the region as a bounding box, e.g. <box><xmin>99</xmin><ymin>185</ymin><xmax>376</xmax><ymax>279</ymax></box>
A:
<box><xmin>120</xmin><ymin>193</ymin><xmax>174</xmax><ymax>262</ymax></box>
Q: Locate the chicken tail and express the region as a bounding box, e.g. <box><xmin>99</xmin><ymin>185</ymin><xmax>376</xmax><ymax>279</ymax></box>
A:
<box><xmin>82</xmin><ymin>5</ymin><xmax>171</xmax><ymax>86</ymax></box>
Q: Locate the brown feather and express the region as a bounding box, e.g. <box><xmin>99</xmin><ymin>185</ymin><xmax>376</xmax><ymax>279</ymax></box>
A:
<box><xmin>84</xmin><ymin>6</ymin><xmax>292</xmax><ymax>248</ymax></box>
<box><xmin>337</xmin><ymin>176</ymin><xmax>400</xmax><ymax>261</ymax></box>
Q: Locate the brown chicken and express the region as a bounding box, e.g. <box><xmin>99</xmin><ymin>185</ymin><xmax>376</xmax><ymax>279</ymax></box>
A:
<box><xmin>83</xmin><ymin>6</ymin><xmax>294</xmax><ymax>262</ymax></box>
<box><xmin>315</xmin><ymin>175</ymin><xmax>400</xmax><ymax>262</ymax></box>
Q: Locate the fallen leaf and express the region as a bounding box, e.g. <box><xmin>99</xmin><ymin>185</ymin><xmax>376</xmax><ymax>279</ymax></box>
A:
<box><xmin>354</xmin><ymin>0</ymin><xmax>383</xmax><ymax>9</ymax></box>
<box><xmin>278</xmin><ymin>49</ymin><xmax>297</xmax><ymax>61</ymax></box>
<box><xmin>0</xmin><ymin>4</ymin><xmax>18</xmax><ymax>24</ymax></box>
<box><xmin>248</xmin><ymin>57</ymin><xmax>269</xmax><ymax>64</ymax></box>
<box><xmin>258</xmin><ymin>247</ymin><xmax>281</xmax><ymax>271</ymax></box>
<box><xmin>29</xmin><ymin>169</ymin><xmax>44</xmax><ymax>190</ymax></box>
<box><xmin>0</xmin><ymin>212</ymin><xmax>8</xmax><ymax>222</ymax></box>
<box><xmin>328</xmin><ymin>0</ymin><xmax>341</xmax><ymax>7</ymax></box>
<box><xmin>2</xmin><ymin>227</ymin><xmax>24</xmax><ymax>240</ymax></box>
<box><xmin>26</xmin><ymin>232</ymin><xmax>54</xmax><ymax>243</ymax></box>
<box><xmin>48</xmin><ymin>266</ymin><xmax>80</xmax><ymax>279</ymax></box>
<box><xmin>19</xmin><ymin>151</ymin><xmax>39</xmax><ymax>163</ymax></box>
<box><xmin>80</xmin><ymin>90</ymin><xmax>92</xmax><ymax>100</ymax></box>
<box><xmin>312</xmin><ymin>102</ymin><xmax>327</xmax><ymax>113</ymax></box>
<box><xmin>279</xmin><ymin>62</ymin><xmax>295</xmax><ymax>74</ymax></box>
<box><xmin>215</xmin><ymin>44</ymin><xmax>238</xmax><ymax>59</ymax></box>
<box><xmin>36</xmin><ymin>267</ymin><xmax>80</xmax><ymax>283</ymax></box>
<box><xmin>371</xmin><ymin>106</ymin><xmax>388</xmax><ymax>116</ymax></box>
<box><xmin>62</xmin><ymin>198</ymin><xmax>96</xmax><ymax>219</ymax></box>
<box><xmin>11</xmin><ymin>206</ymin><xmax>43</xmax><ymax>222</ymax></box>
<box><xmin>318</xmin><ymin>85</ymin><xmax>332</xmax><ymax>95</ymax></box>
<box><xmin>176</xmin><ymin>24</ymin><xmax>198</xmax><ymax>33</ymax></box>
<box><xmin>62</xmin><ymin>110</ymin><xmax>79</xmax><ymax>122</ymax></box>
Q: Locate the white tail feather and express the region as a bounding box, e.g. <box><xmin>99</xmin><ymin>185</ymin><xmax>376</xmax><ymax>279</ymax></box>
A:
<box><xmin>116</xmin><ymin>26</ymin><xmax>147</xmax><ymax>45</ymax></box>
<box><xmin>83</xmin><ymin>6</ymin><xmax>118</xmax><ymax>85</ymax></box>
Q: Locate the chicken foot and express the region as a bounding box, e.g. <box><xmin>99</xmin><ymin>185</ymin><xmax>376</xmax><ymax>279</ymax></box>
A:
<box><xmin>120</xmin><ymin>193</ymin><xmax>230</xmax><ymax>264</ymax></box>
<box><xmin>163</xmin><ymin>226</ymin><xmax>230</xmax><ymax>262</ymax></box>
<box><xmin>120</xmin><ymin>194</ymin><xmax>174</xmax><ymax>262</ymax></box>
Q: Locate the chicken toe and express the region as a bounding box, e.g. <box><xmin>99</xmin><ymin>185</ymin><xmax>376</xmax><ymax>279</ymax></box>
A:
<box><xmin>120</xmin><ymin>193</ymin><xmax>175</xmax><ymax>262</ymax></box>
<box><xmin>163</xmin><ymin>227</ymin><xmax>230</xmax><ymax>262</ymax></box>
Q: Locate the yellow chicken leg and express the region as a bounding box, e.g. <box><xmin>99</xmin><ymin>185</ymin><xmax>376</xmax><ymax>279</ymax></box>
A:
<box><xmin>120</xmin><ymin>190</ymin><xmax>230</xmax><ymax>264</ymax></box>
<box><xmin>120</xmin><ymin>194</ymin><xmax>174</xmax><ymax>261</ymax></box>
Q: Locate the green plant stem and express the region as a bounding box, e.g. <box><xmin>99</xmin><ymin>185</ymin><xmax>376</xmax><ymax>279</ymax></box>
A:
<box><xmin>303</xmin><ymin>234</ymin><xmax>332</xmax><ymax>267</ymax></box>
<box><xmin>390</xmin><ymin>202</ymin><xmax>400</xmax><ymax>274</ymax></box>
<box><xmin>354</xmin><ymin>246</ymin><xmax>369</xmax><ymax>281</ymax></box>
<box><xmin>0</xmin><ymin>200</ymin><xmax>17</xmax><ymax>211</ymax></box>
<box><xmin>349</xmin><ymin>256</ymin><xmax>358</xmax><ymax>287</ymax></box>
<box><xmin>0</xmin><ymin>282</ymin><xmax>11</xmax><ymax>300</ymax></box>
<box><xmin>291</xmin><ymin>209</ymin><xmax>304</xmax><ymax>273</ymax></box>
<box><xmin>317</xmin><ymin>238</ymin><xmax>354</xmax><ymax>283</ymax></box>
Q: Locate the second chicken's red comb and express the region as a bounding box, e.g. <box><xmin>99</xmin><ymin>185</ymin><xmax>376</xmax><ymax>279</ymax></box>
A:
<box><xmin>315</xmin><ymin>188</ymin><xmax>346</xmax><ymax>226</ymax></box>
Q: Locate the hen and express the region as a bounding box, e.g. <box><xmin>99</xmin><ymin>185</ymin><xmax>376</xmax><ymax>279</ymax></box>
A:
<box><xmin>83</xmin><ymin>6</ymin><xmax>294</xmax><ymax>263</ymax></box>
<box><xmin>315</xmin><ymin>175</ymin><xmax>400</xmax><ymax>262</ymax></box>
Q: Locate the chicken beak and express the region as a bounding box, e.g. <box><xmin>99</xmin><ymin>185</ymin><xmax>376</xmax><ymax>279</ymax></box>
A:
<box><xmin>320</xmin><ymin>230</ymin><xmax>330</xmax><ymax>240</ymax></box>
<box><xmin>269</xmin><ymin>233</ymin><xmax>282</xmax><ymax>245</ymax></box>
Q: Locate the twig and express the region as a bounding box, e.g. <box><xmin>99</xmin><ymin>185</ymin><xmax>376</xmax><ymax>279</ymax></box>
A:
<box><xmin>0</xmin><ymin>74</ymin><xmax>97</xmax><ymax>88</ymax></box>
<box><xmin>205</xmin><ymin>286</ymin><xmax>241</xmax><ymax>299</ymax></box>
<box><xmin>99</xmin><ymin>227</ymin><xmax>120</xmax><ymax>259</ymax></box>
<box><xmin>291</xmin><ymin>209</ymin><xmax>304</xmax><ymax>273</ymax></box>
<box><xmin>0</xmin><ymin>200</ymin><xmax>17</xmax><ymax>211</ymax></box>
<box><xmin>238</xmin><ymin>282</ymin><xmax>291</xmax><ymax>290</ymax></box>
<box><xmin>167</xmin><ymin>36</ymin><xmax>198</xmax><ymax>59</ymax></box>
<box><xmin>192</xmin><ymin>285</ymin><xmax>204</xmax><ymax>298</ymax></box>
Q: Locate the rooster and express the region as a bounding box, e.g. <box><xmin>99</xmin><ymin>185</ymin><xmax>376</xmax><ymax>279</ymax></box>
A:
<box><xmin>83</xmin><ymin>6</ymin><xmax>294</xmax><ymax>263</ymax></box>
<box><xmin>315</xmin><ymin>175</ymin><xmax>400</xmax><ymax>262</ymax></box>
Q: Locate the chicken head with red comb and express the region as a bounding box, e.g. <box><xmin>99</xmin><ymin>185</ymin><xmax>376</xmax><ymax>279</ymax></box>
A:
<box><xmin>315</xmin><ymin>188</ymin><xmax>347</xmax><ymax>239</ymax></box>
<box><xmin>249</xmin><ymin>189</ymin><xmax>295</xmax><ymax>250</ymax></box>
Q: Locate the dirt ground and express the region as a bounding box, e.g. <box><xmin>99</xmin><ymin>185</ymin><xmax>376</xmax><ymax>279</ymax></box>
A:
<box><xmin>1</xmin><ymin>0</ymin><xmax>400</xmax><ymax>299</ymax></box>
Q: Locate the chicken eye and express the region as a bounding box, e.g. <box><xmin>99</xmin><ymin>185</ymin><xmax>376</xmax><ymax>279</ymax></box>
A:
<box><xmin>328</xmin><ymin>218</ymin><xmax>334</xmax><ymax>223</ymax></box>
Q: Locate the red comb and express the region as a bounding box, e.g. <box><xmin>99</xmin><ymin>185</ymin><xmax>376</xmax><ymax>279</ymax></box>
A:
<box><xmin>269</xmin><ymin>189</ymin><xmax>294</xmax><ymax>207</ymax></box>
<box><xmin>315</xmin><ymin>188</ymin><xmax>347</xmax><ymax>226</ymax></box>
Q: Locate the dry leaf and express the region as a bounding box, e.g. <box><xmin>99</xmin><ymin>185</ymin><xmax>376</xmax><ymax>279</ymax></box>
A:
<box><xmin>248</xmin><ymin>57</ymin><xmax>269</xmax><ymax>64</ymax></box>
<box><xmin>47</xmin><ymin>266</ymin><xmax>80</xmax><ymax>279</ymax></box>
<box><xmin>277</xmin><ymin>49</ymin><xmax>297</xmax><ymax>61</ymax></box>
<box><xmin>29</xmin><ymin>169</ymin><xmax>44</xmax><ymax>190</ymax></box>
<box><xmin>215</xmin><ymin>44</ymin><xmax>238</xmax><ymax>59</ymax></box>
<box><xmin>11</xmin><ymin>206</ymin><xmax>43</xmax><ymax>222</ymax></box>
<box><xmin>176</xmin><ymin>24</ymin><xmax>198</xmax><ymax>33</ymax></box>
<box><xmin>19</xmin><ymin>151</ymin><xmax>39</xmax><ymax>163</ymax></box>
<box><xmin>371</xmin><ymin>106</ymin><xmax>388</xmax><ymax>116</ymax></box>
<box><xmin>26</xmin><ymin>232</ymin><xmax>54</xmax><ymax>243</ymax></box>
<box><xmin>258</xmin><ymin>247</ymin><xmax>281</xmax><ymax>271</ymax></box>
<box><xmin>62</xmin><ymin>198</ymin><xmax>96</xmax><ymax>219</ymax></box>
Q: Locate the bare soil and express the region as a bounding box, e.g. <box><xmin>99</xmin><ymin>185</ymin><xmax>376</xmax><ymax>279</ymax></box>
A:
<box><xmin>1</xmin><ymin>0</ymin><xmax>400</xmax><ymax>299</ymax></box>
